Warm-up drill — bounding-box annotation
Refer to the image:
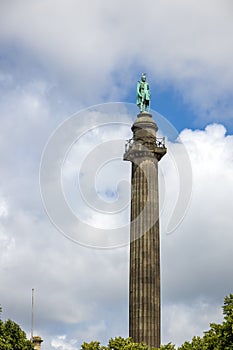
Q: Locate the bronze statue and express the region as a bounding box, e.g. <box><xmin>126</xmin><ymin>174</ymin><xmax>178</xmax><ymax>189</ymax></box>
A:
<box><xmin>137</xmin><ymin>73</ymin><xmax>151</xmax><ymax>112</ymax></box>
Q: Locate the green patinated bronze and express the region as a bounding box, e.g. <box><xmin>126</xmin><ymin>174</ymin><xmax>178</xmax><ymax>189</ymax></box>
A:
<box><xmin>136</xmin><ymin>73</ymin><xmax>151</xmax><ymax>112</ymax></box>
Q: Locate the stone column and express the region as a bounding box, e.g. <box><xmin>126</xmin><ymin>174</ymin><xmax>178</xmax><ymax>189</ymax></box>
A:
<box><xmin>124</xmin><ymin>112</ymin><xmax>166</xmax><ymax>348</ymax></box>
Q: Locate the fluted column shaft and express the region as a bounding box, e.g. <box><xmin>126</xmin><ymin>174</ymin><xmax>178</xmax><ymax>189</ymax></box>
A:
<box><xmin>124</xmin><ymin>112</ymin><xmax>166</xmax><ymax>349</ymax></box>
<box><xmin>129</xmin><ymin>159</ymin><xmax>160</xmax><ymax>348</ymax></box>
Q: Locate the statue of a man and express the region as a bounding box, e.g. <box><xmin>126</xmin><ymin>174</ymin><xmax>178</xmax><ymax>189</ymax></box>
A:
<box><xmin>136</xmin><ymin>73</ymin><xmax>151</xmax><ymax>112</ymax></box>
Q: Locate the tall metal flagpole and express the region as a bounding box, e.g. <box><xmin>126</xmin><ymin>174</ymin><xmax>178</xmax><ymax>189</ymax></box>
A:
<box><xmin>31</xmin><ymin>288</ymin><xmax>34</xmax><ymax>340</ymax></box>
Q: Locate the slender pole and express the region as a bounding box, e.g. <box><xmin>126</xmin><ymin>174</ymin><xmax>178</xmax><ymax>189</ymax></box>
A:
<box><xmin>31</xmin><ymin>288</ymin><xmax>34</xmax><ymax>340</ymax></box>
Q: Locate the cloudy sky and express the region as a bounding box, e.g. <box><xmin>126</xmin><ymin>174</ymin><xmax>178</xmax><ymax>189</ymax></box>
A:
<box><xmin>0</xmin><ymin>1</ymin><xmax>233</xmax><ymax>349</ymax></box>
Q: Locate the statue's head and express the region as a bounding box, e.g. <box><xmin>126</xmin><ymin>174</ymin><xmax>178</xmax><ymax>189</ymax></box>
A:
<box><xmin>141</xmin><ymin>73</ymin><xmax>146</xmax><ymax>82</ymax></box>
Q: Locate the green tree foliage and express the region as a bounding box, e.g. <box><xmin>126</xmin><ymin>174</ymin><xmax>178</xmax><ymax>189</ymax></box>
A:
<box><xmin>160</xmin><ymin>342</ymin><xmax>176</xmax><ymax>350</ymax></box>
<box><xmin>178</xmin><ymin>336</ymin><xmax>203</xmax><ymax>350</ymax></box>
<box><xmin>81</xmin><ymin>340</ymin><xmax>105</xmax><ymax>350</ymax></box>
<box><xmin>81</xmin><ymin>336</ymin><xmax>175</xmax><ymax>350</ymax></box>
<box><xmin>80</xmin><ymin>295</ymin><xmax>233</xmax><ymax>350</ymax></box>
<box><xmin>178</xmin><ymin>294</ymin><xmax>233</xmax><ymax>350</ymax></box>
<box><xmin>0</xmin><ymin>308</ymin><xmax>33</xmax><ymax>350</ymax></box>
<box><xmin>108</xmin><ymin>336</ymin><xmax>151</xmax><ymax>350</ymax></box>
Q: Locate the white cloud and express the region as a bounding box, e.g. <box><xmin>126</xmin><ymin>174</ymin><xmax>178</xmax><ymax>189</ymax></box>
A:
<box><xmin>1</xmin><ymin>0</ymin><xmax>233</xmax><ymax>119</ymax></box>
<box><xmin>0</xmin><ymin>198</ymin><xmax>8</xmax><ymax>217</ymax></box>
<box><xmin>51</xmin><ymin>335</ymin><xmax>78</xmax><ymax>350</ymax></box>
<box><xmin>160</xmin><ymin>123</ymin><xmax>233</xmax><ymax>344</ymax></box>
<box><xmin>162</xmin><ymin>299</ymin><xmax>223</xmax><ymax>346</ymax></box>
